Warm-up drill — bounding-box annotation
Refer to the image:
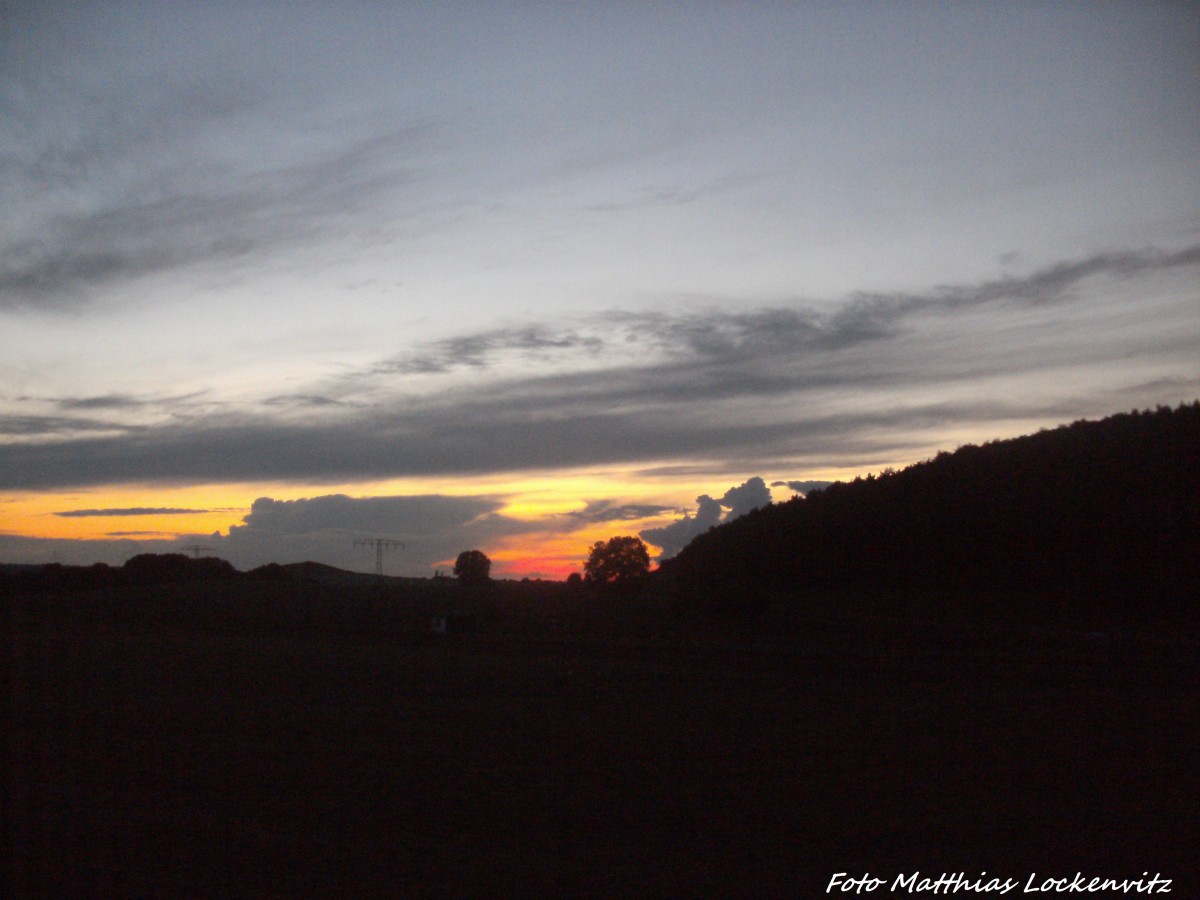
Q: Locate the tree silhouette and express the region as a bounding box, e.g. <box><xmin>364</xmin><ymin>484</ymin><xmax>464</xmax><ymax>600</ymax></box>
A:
<box><xmin>583</xmin><ymin>536</ymin><xmax>651</xmax><ymax>587</ymax></box>
<box><xmin>453</xmin><ymin>549</ymin><xmax>492</xmax><ymax>585</ymax></box>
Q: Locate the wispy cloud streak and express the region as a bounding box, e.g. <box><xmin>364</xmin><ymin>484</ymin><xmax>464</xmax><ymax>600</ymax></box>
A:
<box><xmin>1</xmin><ymin>122</ymin><xmax>428</xmax><ymax>310</ymax></box>
<box><xmin>379</xmin><ymin>326</ymin><xmax>605</xmax><ymax>375</ymax></box>
<box><xmin>55</xmin><ymin>507</ymin><xmax>209</xmax><ymax>518</ymax></box>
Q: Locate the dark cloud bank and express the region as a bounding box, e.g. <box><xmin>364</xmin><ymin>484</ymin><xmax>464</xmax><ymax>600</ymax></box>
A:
<box><xmin>3</xmin><ymin>245</ymin><xmax>1196</xmax><ymax>492</ymax></box>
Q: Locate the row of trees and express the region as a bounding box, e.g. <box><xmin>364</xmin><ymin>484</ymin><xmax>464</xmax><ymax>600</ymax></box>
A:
<box><xmin>454</xmin><ymin>536</ymin><xmax>653</xmax><ymax>588</ymax></box>
<box><xmin>2</xmin><ymin>553</ymin><xmax>240</xmax><ymax>591</ymax></box>
<box><xmin>7</xmin><ymin>539</ymin><xmax>653</xmax><ymax>594</ymax></box>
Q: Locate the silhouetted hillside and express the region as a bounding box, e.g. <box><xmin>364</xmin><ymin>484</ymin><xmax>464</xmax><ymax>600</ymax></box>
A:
<box><xmin>1</xmin><ymin>554</ymin><xmax>237</xmax><ymax>592</ymax></box>
<box><xmin>662</xmin><ymin>403</ymin><xmax>1200</xmax><ymax>627</ymax></box>
<box><xmin>0</xmin><ymin>556</ymin><xmax>390</xmax><ymax>593</ymax></box>
<box><xmin>247</xmin><ymin>560</ymin><xmax>389</xmax><ymax>587</ymax></box>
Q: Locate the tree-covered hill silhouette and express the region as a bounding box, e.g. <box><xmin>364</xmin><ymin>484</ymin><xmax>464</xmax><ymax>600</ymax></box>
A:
<box><xmin>661</xmin><ymin>402</ymin><xmax>1200</xmax><ymax>628</ymax></box>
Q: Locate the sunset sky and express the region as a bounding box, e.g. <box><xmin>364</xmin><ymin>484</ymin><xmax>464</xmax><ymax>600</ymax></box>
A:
<box><xmin>2</xmin><ymin>2</ymin><xmax>1198</xmax><ymax>578</ymax></box>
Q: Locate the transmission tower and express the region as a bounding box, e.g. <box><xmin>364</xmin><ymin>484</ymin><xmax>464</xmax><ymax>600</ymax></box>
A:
<box><xmin>354</xmin><ymin>538</ymin><xmax>405</xmax><ymax>577</ymax></box>
<box><xmin>181</xmin><ymin>544</ymin><xmax>215</xmax><ymax>559</ymax></box>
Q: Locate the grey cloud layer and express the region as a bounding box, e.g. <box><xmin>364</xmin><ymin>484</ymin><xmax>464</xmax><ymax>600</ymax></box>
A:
<box><xmin>622</xmin><ymin>245</ymin><xmax>1200</xmax><ymax>361</ymax></box>
<box><xmin>1</xmin><ymin>246</ymin><xmax>1196</xmax><ymax>490</ymax></box>
<box><xmin>381</xmin><ymin>326</ymin><xmax>605</xmax><ymax>375</ymax></box>
<box><xmin>237</xmin><ymin>494</ymin><xmax>502</xmax><ymax>537</ymax></box>
<box><xmin>55</xmin><ymin>393</ymin><xmax>155</xmax><ymax>411</ymax></box>
<box><xmin>0</xmin><ymin>414</ymin><xmax>131</xmax><ymax>437</ymax></box>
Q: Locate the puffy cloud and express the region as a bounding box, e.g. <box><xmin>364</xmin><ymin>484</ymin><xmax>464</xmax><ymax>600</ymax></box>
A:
<box><xmin>639</xmin><ymin>494</ymin><xmax>724</xmax><ymax>561</ymax></box>
<box><xmin>719</xmin><ymin>477</ymin><xmax>772</xmax><ymax>519</ymax></box>
<box><xmin>220</xmin><ymin>492</ymin><xmax>541</xmax><ymax>576</ymax></box>
<box><xmin>641</xmin><ymin>477</ymin><xmax>777</xmax><ymax>559</ymax></box>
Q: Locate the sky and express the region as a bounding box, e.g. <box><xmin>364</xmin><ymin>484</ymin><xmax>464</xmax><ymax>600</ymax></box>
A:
<box><xmin>2</xmin><ymin>1</ymin><xmax>1198</xmax><ymax>578</ymax></box>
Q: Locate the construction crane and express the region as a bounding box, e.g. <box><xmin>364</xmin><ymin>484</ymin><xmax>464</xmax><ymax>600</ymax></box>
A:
<box><xmin>354</xmin><ymin>538</ymin><xmax>405</xmax><ymax>577</ymax></box>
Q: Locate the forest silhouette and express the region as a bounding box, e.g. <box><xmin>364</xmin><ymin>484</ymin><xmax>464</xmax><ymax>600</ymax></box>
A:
<box><xmin>663</xmin><ymin>402</ymin><xmax>1199</xmax><ymax>629</ymax></box>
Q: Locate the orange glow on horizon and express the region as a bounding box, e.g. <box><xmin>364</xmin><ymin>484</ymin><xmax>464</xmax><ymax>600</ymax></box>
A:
<box><xmin>1</xmin><ymin>486</ymin><xmax>252</xmax><ymax>542</ymax></box>
<box><xmin>470</xmin><ymin>521</ymin><xmax>668</xmax><ymax>581</ymax></box>
<box><xmin>2</xmin><ymin>461</ymin><xmax>873</xmax><ymax>575</ymax></box>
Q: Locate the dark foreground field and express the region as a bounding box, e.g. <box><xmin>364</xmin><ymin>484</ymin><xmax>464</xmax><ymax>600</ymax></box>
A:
<box><xmin>6</xmin><ymin>580</ymin><xmax>1198</xmax><ymax>897</ymax></box>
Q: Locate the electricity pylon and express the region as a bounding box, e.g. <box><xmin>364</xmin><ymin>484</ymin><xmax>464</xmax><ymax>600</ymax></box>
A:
<box><xmin>354</xmin><ymin>538</ymin><xmax>405</xmax><ymax>577</ymax></box>
<box><xmin>181</xmin><ymin>544</ymin><xmax>214</xmax><ymax>559</ymax></box>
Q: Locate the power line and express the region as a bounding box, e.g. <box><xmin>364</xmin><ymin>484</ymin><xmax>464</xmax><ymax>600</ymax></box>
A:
<box><xmin>354</xmin><ymin>538</ymin><xmax>405</xmax><ymax>577</ymax></box>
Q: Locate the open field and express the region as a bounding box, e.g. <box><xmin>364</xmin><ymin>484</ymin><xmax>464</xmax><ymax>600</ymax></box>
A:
<box><xmin>6</xmin><ymin>579</ymin><xmax>1198</xmax><ymax>897</ymax></box>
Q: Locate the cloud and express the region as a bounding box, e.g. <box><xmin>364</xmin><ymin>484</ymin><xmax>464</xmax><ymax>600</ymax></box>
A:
<box><xmin>0</xmin><ymin>116</ymin><xmax>428</xmax><ymax>310</ymax></box>
<box><xmin>615</xmin><ymin>244</ymin><xmax>1200</xmax><ymax>361</ymax></box>
<box><xmin>639</xmin><ymin>495</ymin><xmax>724</xmax><ymax>560</ymax></box>
<box><xmin>378</xmin><ymin>326</ymin><xmax>604</xmax><ymax>376</ymax></box>
<box><xmin>55</xmin><ymin>394</ymin><xmax>150</xmax><ymax>411</ymax></box>
<box><xmin>0</xmin><ymin>369</ymin><xmax>1187</xmax><ymax>495</ymax></box>
<box><xmin>563</xmin><ymin>500</ymin><xmax>678</xmax><ymax>525</ymax></box>
<box><xmin>0</xmin><ymin>404</ymin><xmax>899</xmax><ymax>490</ymax></box>
<box><xmin>0</xmin><ymin>491</ymin><xmax>548</xmax><ymax>576</ymax></box>
<box><xmin>262</xmin><ymin>394</ymin><xmax>354</xmax><ymax>409</ymax></box>
<box><xmin>719</xmin><ymin>476</ymin><xmax>772</xmax><ymax>519</ymax></box>
<box><xmin>0</xmin><ymin>414</ymin><xmax>132</xmax><ymax>437</ymax></box>
<box><xmin>943</xmin><ymin>245</ymin><xmax>1200</xmax><ymax>307</ymax></box>
<box><xmin>0</xmin><ymin>392</ymin><xmax>213</xmax><ymax>439</ymax></box>
<box><xmin>1</xmin><ymin>246</ymin><xmax>1196</xmax><ymax>490</ymax></box>
<box><xmin>236</xmin><ymin>493</ymin><xmax>501</xmax><ymax>536</ymax></box>
<box><xmin>55</xmin><ymin>507</ymin><xmax>209</xmax><ymax>517</ymax></box>
<box><xmin>640</xmin><ymin>477</ymin><xmax>773</xmax><ymax>559</ymax></box>
<box><xmin>218</xmin><ymin>492</ymin><xmax>542</xmax><ymax>575</ymax></box>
